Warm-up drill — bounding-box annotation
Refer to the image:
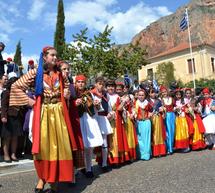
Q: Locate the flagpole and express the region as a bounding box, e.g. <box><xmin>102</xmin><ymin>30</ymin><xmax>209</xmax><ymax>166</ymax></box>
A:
<box><xmin>186</xmin><ymin>8</ymin><xmax>196</xmax><ymax>93</ymax></box>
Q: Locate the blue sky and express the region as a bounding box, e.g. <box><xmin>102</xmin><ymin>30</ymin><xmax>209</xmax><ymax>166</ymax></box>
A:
<box><xmin>0</xmin><ymin>0</ymin><xmax>190</xmax><ymax>66</ymax></box>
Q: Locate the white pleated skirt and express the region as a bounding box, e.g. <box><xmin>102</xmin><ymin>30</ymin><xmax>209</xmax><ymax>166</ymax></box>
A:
<box><xmin>95</xmin><ymin>115</ymin><xmax>113</xmax><ymax>135</ymax></box>
<box><xmin>80</xmin><ymin>112</ymin><xmax>103</xmax><ymax>148</ymax></box>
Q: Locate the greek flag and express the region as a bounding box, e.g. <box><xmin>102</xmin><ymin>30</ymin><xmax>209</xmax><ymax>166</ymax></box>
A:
<box><xmin>180</xmin><ymin>12</ymin><xmax>188</xmax><ymax>31</ymax></box>
<box><xmin>153</xmin><ymin>79</ymin><xmax>159</xmax><ymax>92</ymax></box>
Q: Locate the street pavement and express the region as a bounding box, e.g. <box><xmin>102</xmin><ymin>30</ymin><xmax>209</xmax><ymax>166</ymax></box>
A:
<box><xmin>0</xmin><ymin>150</ymin><xmax>215</xmax><ymax>193</ymax></box>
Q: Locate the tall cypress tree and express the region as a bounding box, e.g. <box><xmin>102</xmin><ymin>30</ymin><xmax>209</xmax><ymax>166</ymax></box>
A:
<box><xmin>54</xmin><ymin>0</ymin><xmax>65</xmax><ymax>58</ymax></box>
<box><xmin>14</xmin><ymin>40</ymin><xmax>23</xmax><ymax>75</ymax></box>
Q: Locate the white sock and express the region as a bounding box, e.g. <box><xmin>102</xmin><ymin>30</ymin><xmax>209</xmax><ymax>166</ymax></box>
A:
<box><xmin>102</xmin><ymin>135</ymin><xmax>108</xmax><ymax>167</ymax></box>
<box><xmin>84</xmin><ymin>148</ymin><xmax>93</xmax><ymax>172</ymax></box>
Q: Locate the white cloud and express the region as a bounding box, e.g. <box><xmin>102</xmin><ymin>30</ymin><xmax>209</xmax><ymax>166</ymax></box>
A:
<box><xmin>94</xmin><ymin>0</ymin><xmax>117</xmax><ymax>6</ymax></box>
<box><xmin>108</xmin><ymin>2</ymin><xmax>172</xmax><ymax>43</ymax></box>
<box><xmin>27</xmin><ymin>0</ymin><xmax>46</xmax><ymax>21</ymax></box>
<box><xmin>0</xmin><ymin>9</ymin><xmax>17</xmax><ymax>33</ymax></box>
<box><xmin>62</xmin><ymin>0</ymin><xmax>172</xmax><ymax>44</ymax></box>
<box><xmin>0</xmin><ymin>1</ymin><xmax>21</xmax><ymax>17</ymax></box>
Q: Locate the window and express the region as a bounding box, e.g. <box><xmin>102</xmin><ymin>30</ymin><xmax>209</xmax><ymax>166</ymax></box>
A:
<box><xmin>187</xmin><ymin>58</ymin><xmax>196</xmax><ymax>74</ymax></box>
<box><xmin>147</xmin><ymin>68</ymin><xmax>153</xmax><ymax>79</ymax></box>
<box><xmin>211</xmin><ymin>57</ymin><xmax>215</xmax><ymax>73</ymax></box>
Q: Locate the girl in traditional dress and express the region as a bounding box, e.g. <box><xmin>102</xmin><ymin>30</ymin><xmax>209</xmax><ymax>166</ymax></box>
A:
<box><xmin>120</xmin><ymin>93</ymin><xmax>138</xmax><ymax>161</ymax></box>
<box><xmin>200</xmin><ymin>88</ymin><xmax>215</xmax><ymax>149</ymax></box>
<box><xmin>160</xmin><ymin>86</ymin><xmax>175</xmax><ymax>154</ymax></box>
<box><xmin>135</xmin><ymin>89</ymin><xmax>152</xmax><ymax>160</ymax></box>
<box><xmin>174</xmin><ymin>89</ymin><xmax>190</xmax><ymax>152</ymax></box>
<box><xmin>149</xmin><ymin>89</ymin><xmax>166</xmax><ymax>157</ymax></box>
<box><xmin>9</xmin><ymin>47</ymin><xmax>77</xmax><ymax>193</ymax></box>
<box><xmin>185</xmin><ymin>98</ymin><xmax>206</xmax><ymax>150</ymax></box>
<box><xmin>105</xmin><ymin>80</ymin><xmax>125</xmax><ymax>166</ymax></box>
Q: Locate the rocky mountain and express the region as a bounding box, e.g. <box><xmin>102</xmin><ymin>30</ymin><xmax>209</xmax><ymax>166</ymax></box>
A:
<box><xmin>131</xmin><ymin>0</ymin><xmax>215</xmax><ymax>57</ymax></box>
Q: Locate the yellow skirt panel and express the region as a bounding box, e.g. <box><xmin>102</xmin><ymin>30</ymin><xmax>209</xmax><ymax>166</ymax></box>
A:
<box><xmin>34</xmin><ymin>102</ymin><xmax>73</xmax><ymax>161</ymax></box>
<box><xmin>193</xmin><ymin>120</ymin><xmax>204</xmax><ymax>144</ymax></box>
<box><xmin>125</xmin><ymin>118</ymin><xmax>136</xmax><ymax>149</ymax></box>
<box><xmin>152</xmin><ymin>115</ymin><xmax>164</xmax><ymax>145</ymax></box>
<box><xmin>175</xmin><ymin>117</ymin><xmax>189</xmax><ymax>141</ymax></box>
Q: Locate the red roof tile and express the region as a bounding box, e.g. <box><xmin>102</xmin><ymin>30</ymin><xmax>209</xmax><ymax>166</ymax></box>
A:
<box><xmin>149</xmin><ymin>42</ymin><xmax>200</xmax><ymax>59</ymax></box>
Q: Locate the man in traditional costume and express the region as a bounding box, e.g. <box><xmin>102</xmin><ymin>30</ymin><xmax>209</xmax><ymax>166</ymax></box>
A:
<box><xmin>73</xmin><ymin>75</ymin><xmax>103</xmax><ymax>177</ymax></box>
<box><xmin>91</xmin><ymin>77</ymin><xmax>113</xmax><ymax>171</ymax></box>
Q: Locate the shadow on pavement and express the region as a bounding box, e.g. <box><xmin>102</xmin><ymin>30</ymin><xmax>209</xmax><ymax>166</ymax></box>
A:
<box><xmin>57</xmin><ymin>165</ymin><xmax>107</xmax><ymax>193</ymax></box>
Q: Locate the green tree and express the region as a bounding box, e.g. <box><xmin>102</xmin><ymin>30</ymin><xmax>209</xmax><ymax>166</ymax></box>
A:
<box><xmin>63</xmin><ymin>28</ymin><xmax>93</xmax><ymax>77</ymax></box>
<box><xmin>54</xmin><ymin>0</ymin><xmax>65</xmax><ymax>58</ymax></box>
<box><xmin>63</xmin><ymin>26</ymin><xmax>148</xmax><ymax>80</ymax></box>
<box><xmin>185</xmin><ymin>78</ymin><xmax>215</xmax><ymax>90</ymax></box>
<box><xmin>14</xmin><ymin>40</ymin><xmax>23</xmax><ymax>75</ymax></box>
<box><xmin>155</xmin><ymin>62</ymin><xmax>175</xmax><ymax>86</ymax></box>
<box><xmin>119</xmin><ymin>42</ymin><xmax>148</xmax><ymax>79</ymax></box>
<box><xmin>88</xmin><ymin>26</ymin><xmax>123</xmax><ymax>79</ymax></box>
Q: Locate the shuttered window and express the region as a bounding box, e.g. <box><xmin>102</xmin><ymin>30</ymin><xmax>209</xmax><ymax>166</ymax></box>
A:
<box><xmin>187</xmin><ymin>58</ymin><xmax>196</xmax><ymax>74</ymax></box>
<box><xmin>147</xmin><ymin>68</ymin><xmax>153</xmax><ymax>79</ymax></box>
<box><xmin>211</xmin><ymin>57</ymin><xmax>215</xmax><ymax>73</ymax></box>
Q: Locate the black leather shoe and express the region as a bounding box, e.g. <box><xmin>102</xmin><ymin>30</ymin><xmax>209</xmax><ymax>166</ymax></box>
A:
<box><xmin>85</xmin><ymin>171</ymin><xmax>94</xmax><ymax>178</ymax></box>
<box><xmin>102</xmin><ymin>166</ymin><xmax>111</xmax><ymax>173</ymax></box>
<box><xmin>4</xmin><ymin>159</ymin><xmax>12</xmax><ymax>163</ymax></box>
<box><xmin>11</xmin><ymin>158</ymin><xmax>19</xmax><ymax>162</ymax></box>
<box><xmin>34</xmin><ymin>187</ymin><xmax>44</xmax><ymax>193</ymax></box>
<box><xmin>46</xmin><ymin>189</ymin><xmax>57</xmax><ymax>193</ymax></box>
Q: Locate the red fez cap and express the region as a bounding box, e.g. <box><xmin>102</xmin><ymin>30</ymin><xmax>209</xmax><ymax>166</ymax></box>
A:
<box><xmin>160</xmin><ymin>85</ymin><xmax>167</xmax><ymax>92</ymax></box>
<box><xmin>75</xmin><ymin>75</ymin><xmax>87</xmax><ymax>82</ymax></box>
<box><xmin>28</xmin><ymin>59</ymin><xmax>34</xmax><ymax>65</ymax></box>
<box><xmin>202</xmin><ymin>88</ymin><xmax>210</xmax><ymax>94</ymax></box>
<box><xmin>42</xmin><ymin>46</ymin><xmax>55</xmax><ymax>53</ymax></box>
<box><xmin>7</xmin><ymin>57</ymin><xmax>13</xmax><ymax>62</ymax></box>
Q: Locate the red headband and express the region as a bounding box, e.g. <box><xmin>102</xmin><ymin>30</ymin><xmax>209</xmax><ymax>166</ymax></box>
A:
<box><xmin>116</xmin><ymin>82</ymin><xmax>124</xmax><ymax>86</ymax></box>
<box><xmin>174</xmin><ymin>88</ymin><xmax>182</xmax><ymax>93</ymax></box>
<box><xmin>42</xmin><ymin>46</ymin><xmax>55</xmax><ymax>54</ymax></box>
<box><xmin>185</xmin><ymin>88</ymin><xmax>191</xmax><ymax>92</ymax></box>
<box><xmin>75</xmin><ymin>75</ymin><xmax>87</xmax><ymax>82</ymax></box>
<box><xmin>202</xmin><ymin>88</ymin><xmax>210</xmax><ymax>94</ymax></box>
<box><xmin>160</xmin><ymin>85</ymin><xmax>167</xmax><ymax>92</ymax></box>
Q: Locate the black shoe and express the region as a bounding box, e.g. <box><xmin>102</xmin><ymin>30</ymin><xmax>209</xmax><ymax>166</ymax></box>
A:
<box><xmin>85</xmin><ymin>171</ymin><xmax>94</xmax><ymax>178</ymax></box>
<box><xmin>11</xmin><ymin>158</ymin><xmax>19</xmax><ymax>162</ymax></box>
<box><xmin>208</xmin><ymin>144</ymin><xmax>214</xmax><ymax>150</ymax></box>
<box><xmin>34</xmin><ymin>188</ymin><xmax>44</xmax><ymax>193</ymax></box>
<box><xmin>101</xmin><ymin>166</ymin><xmax>111</xmax><ymax>173</ymax></box>
<box><xmin>4</xmin><ymin>159</ymin><xmax>12</xmax><ymax>163</ymax></box>
<box><xmin>46</xmin><ymin>189</ymin><xmax>58</xmax><ymax>193</ymax></box>
<box><xmin>80</xmin><ymin>168</ymin><xmax>86</xmax><ymax>175</ymax></box>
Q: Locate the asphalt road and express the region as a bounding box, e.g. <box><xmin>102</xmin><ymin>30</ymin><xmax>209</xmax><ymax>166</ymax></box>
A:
<box><xmin>0</xmin><ymin>150</ymin><xmax>215</xmax><ymax>193</ymax></box>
